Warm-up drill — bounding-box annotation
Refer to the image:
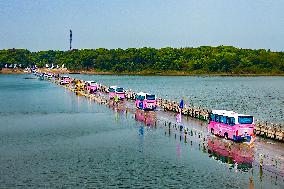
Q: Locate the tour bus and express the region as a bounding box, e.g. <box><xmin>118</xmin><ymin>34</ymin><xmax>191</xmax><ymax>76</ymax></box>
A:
<box><xmin>208</xmin><ymin>110</ymin><xmax>255</xmax><ymax>142</ymax></box>
<box><xmin>60</xmin><ymin>75</ymin><xmax>71</xmax><ymax>85</ymax></box>
<box><xmin>109</xmin><ymin>86</ymin><xmax>125</xmax><ymax>99</ymax></box>
<box><xmin>135</xmin><ymin>92</ymin><xmax>157</xmax><ymax>111</ymax></box>
<box><xmin>85</xmin><ymin>81</ymin><xmax>98</xmax><ymax>93</ymax></box>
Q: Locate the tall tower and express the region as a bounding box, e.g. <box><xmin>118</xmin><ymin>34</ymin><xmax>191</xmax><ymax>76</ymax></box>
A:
<box><xmin>69</xmin><ymin>29</ymin><xmax>72</xmax><ymax>50</ymax></box>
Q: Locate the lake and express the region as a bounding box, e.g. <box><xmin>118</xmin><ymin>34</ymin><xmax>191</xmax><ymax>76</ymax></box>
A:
<box><xmin>74</xmin><ymin>74</ymin><xmax>284</xmax><ymax>124</ymax></box>
<box><xmin>0</xmin><ymin>74</ymin><xmax>283</xmax><ymax>188</ymax></box>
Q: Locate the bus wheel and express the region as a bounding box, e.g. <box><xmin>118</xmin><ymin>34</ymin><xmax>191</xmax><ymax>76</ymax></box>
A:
<box><xmin>211</xmin><ymin>128</ymin><xmax>214</xmax><ymax>135</ymax></box>
<box><xmin>224</xmin><ymin>133</ymin><xmax>228</xmax><ymax>140</ymax></box>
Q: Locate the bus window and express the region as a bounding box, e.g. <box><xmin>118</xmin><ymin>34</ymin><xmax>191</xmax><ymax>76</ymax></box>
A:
<box><xmin>221</xmin><ymin>116</ymin><xmax>227</xmax><ymax>124</ymax></box>
<box><xmin>238</xmin><ymin>116</ymin><xmax>253</xmax><ymax>124</ymax></box>
<box><xmin>116</xmin><ymin>88</ymin><xmax>124</xmax><ymax>93</ymax></box>
<box><xmin>210</xmin><ymin>114</ymin><xmax>215</xmax><ymax>121</ymax></box>
<box><xmin>109</xmin><ymin>88</ymin><xmax>115</xmax><ymax>92</ymax></box>
<box><xmin>218</xmin><ymin>115</ymin><xmax>223</xmax><ymax>123</ymax></box>
<box><xmin>227</xmin><ymin>117</ymin><xmax>235</xmax><ymax>126</ymax></box>
<box><xmin>226</xmin><ymin>118</ymin><xmax>230</xmax><ymax>124</ymax></box>
<box><xmin>137</xmin><ymin>95</ymin><xmax>145</xmax><ymax>101</ymax></box>
<box><xmin>146</xmin><ymin>94</ymin><xmax>155</xmax><ymax>100</ymax></box>
<box><xmin>215</xmin><ymin>115</ymin><xmax>219</xmax><ymax>122</ymax></box>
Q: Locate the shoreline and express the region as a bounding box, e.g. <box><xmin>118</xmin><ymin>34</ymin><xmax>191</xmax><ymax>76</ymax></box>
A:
<box><xmin>1</xmin><ymin>68</ymin><xmax>284</xmax><ymax>76</ymax></box>
<box><xmin>79</xmin><ymin>71</ymin><xmax>284</xmax><ymax>77</ymax></box>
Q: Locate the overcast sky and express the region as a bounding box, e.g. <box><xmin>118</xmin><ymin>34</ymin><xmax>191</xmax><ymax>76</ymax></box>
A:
<box><xmin>0</xmin><ymin>0</ymin><xmax>283</xmax><ymax>51</ymax></box>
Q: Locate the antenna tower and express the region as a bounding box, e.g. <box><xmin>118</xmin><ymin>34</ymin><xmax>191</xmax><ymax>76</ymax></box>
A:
<box><xmin>69</xmin><ymin>29</ymin><xmax>72</xmax><ymax>50</ymax></box>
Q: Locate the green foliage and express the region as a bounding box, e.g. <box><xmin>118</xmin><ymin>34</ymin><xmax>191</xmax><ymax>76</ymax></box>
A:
<box><xmin>0</xmin><ymin>46</ymin><xmax>284</xmax><ymax>74</ymax></box>
<box><xmin>0</xmin><ymin>49</ymin><xmax>32</xmax><ymax>68</ymax></box>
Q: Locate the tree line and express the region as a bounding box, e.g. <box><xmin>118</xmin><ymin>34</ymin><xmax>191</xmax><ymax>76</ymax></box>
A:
<box><xmin>0</xmin><ymin>46</ymin><xmax>284</xmax><ymax>74</ymax></box>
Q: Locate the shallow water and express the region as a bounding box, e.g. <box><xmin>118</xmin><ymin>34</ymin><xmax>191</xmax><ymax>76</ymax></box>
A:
<box><xmin>0</xmin><ymin>74</ymin><xmax>283</xmax><ymax>188</ymax></box>
<box><xmin>74</xmin><ymin>74</ymin><xmax>284</xmax><ymax>124</ymax></box>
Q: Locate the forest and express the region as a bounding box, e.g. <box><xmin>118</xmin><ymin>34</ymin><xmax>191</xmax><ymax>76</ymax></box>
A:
<box><xmin>0</xmin><ymin>46</ymin><xmax>284</xmax><ymax>74</ymax></box>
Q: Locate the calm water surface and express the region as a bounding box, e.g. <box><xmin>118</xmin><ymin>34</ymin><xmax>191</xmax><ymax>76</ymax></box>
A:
<box><xmin>75</xmin><ymin>74</ymin><xmax>284</xmax><ymax>124</ymax></box>
<box><xmin>0</xmin><ymin>74</ymin><xmax>283</xmax><ymax>188</ymax></box>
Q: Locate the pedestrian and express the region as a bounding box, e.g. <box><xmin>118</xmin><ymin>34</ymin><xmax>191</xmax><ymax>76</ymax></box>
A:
<box><xmin>179</xmin><ymin>98</ymin><xmax>184</xmax><ymax>111</ymax></box>
<box><xmin>114</xmin><ymin>95</ymin><xmax>119</xmax><ymax>105</ymax></box>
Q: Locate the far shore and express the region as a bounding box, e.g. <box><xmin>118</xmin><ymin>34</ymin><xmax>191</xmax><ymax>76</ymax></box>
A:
<box><xmin>1</xmin><ymin>68</ymin><xmax>284</xmax><ymax>76</ymax></box>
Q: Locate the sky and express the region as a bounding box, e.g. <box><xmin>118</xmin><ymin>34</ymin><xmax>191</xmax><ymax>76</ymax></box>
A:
<box><xmin>0</xmin><ymin>0</ymin><xmax>283</xmax><ymax>51</ymax></box>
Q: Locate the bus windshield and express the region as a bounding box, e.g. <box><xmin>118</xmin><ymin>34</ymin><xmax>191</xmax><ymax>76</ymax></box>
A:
<box><xmin>136</xmin><ymin>95</ymin><xmax>145</xmax><ymax>101</ymax></box>
<box><xmin>238</xmin><ymin>116</ymin><xmax>253</xmax><ymax>124</ymax></box>
<box><xmin>109</xmin><ymin>88</ymin><xmax>115</xmax><ymax>92</ymax></box>
<box><xmin>146</xmin><ymin>94</ymin><xmax>155</xmax><ymax>100</ymax></box>
<box><xmin>116</xmin><ymin>88</ymin><xmax>124</xmax><ymax>93</ymax></box>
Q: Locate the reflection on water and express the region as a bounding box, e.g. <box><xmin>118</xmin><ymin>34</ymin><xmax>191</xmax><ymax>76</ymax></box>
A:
<box><xmin>135</xmin><ymin>109</ymin><xmax>157</xmax><ymax>127</ymax></box>
<box><xmin>207</xmin><ymin>137</ymin><xmax>254</xmax><ymax>172</ymax></box>
<box><xmin>176</xmin><ymin>143</ymin><xmax>181</xmax><ymax>158</ymax></box>
<box><xmin>139</xmin><ymin>125</ymin><xmax>144</xmax><ymax>136</ymax></box>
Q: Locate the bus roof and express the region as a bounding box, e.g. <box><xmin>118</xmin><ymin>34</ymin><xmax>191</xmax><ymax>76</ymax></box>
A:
<box><xmin>86</xmin><ymin>80</ymin><xmax>95</xmax><ymax>83</ymax></box>
<box><xmin>136</xmin><ymin>92</ymin><xmax>155</xmax><ymax>97</ymax></box>
<box><xmin>212</xmin><ymin>110</ymin><xmax>252</xmax><ymax>117</ymax></box>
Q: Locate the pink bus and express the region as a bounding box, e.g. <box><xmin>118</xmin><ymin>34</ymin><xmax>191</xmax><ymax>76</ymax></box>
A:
<box><xmin>85</xmin><ymin>81</ymin><xmax>98</xmax><ymax>93</ymax></box>
<box><xmin>108</xmin><ymin>86</ymin><xmax>125</xmax><ymax>99</ymax></box>
<box><xmin>60</xmin><ymin>75</ymin><xmax>71</xmax><ymax>85</ymax></box>
<box><xmin>135</xmin><ymin>92</ymin><xmax>157</xmax><ymax>111</ymax></box>
<box><xmin>208</xmin><ymin>110</ymin><xmax>255</xmax><ymax>142</ymax></box>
